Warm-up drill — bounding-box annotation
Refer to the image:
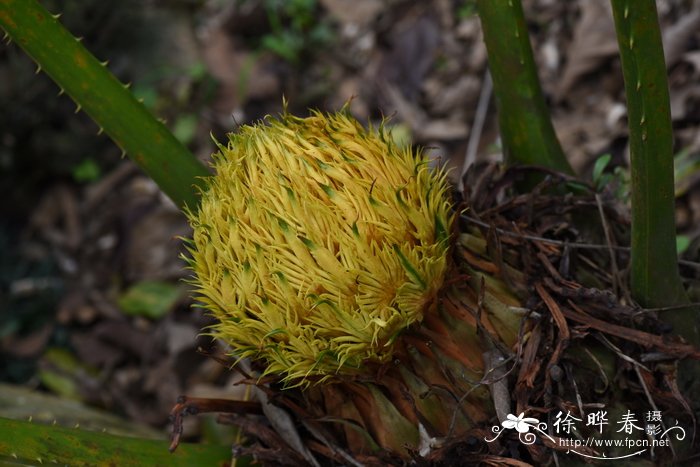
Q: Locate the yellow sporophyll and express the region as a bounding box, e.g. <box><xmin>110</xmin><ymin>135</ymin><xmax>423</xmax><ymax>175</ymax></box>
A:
<box><xmin>186</xmin><ymin>110</ymin><xmax>454</xmax><ymax>384</ymax></box>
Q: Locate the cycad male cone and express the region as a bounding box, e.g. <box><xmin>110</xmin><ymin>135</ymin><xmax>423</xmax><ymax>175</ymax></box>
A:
<box><xmin>187</xmin><ymin>110</ymin><xmax>454</xmax><ymax>384</ymax></box>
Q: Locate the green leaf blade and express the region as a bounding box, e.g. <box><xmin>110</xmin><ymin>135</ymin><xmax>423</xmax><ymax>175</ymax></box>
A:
<box><xmin>610</xmin><ymin>0</ymin><xmax>698</xmax><ymax>344</ymax></box>
<box><xmin>0</xmin><ymin>0</ymin><xmax>210</xmax><ymax>210</ymax></box>
<box><xmin>0</xmin><ymin>416</ymin><xmax>239</xmax><ymax>467</ymax></box>
<box><xmin>476</xmin><ymin>0</ymin><xmax>573</xmax><ymax>174</ymax></box>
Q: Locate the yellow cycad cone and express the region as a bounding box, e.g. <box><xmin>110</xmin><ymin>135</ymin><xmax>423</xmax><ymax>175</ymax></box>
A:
<box><xmin>186</xmin><ymin>109</ymin><xmax>528</xmax><ymax>462</ymax></box>
<box><xmin>186</xmin><ymin>109</ymin><xmax>454</xmax><ymax>385</ymax></box>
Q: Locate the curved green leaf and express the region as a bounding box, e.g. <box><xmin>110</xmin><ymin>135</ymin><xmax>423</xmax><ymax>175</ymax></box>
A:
<box><xmin>476</xmin><ymin>0</ymin><xmax>572</xmax><ymax>174</ymax></box>
<box><xmin>0</xmin><ymin>0</ymin><xmax>210</xmax><ymax>210</ymax></box>
<box><xmin>609</xmin><ymin>0</ymin><xmax>698</xmax><ymax>332</ymax></box>
<box><xmin>0</xmin><ymin>417</ymin><xmax>238</xmax><ymax>467</ymax></box>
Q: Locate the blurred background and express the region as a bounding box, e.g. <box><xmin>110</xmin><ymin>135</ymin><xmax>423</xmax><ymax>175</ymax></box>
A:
<box><xmin>2</xmin><ymin>0</ymin><xmax>700</xmax><ymax>442</ymax></box>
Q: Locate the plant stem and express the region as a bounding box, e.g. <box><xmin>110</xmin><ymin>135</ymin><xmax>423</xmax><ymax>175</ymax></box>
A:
<box><xmin>609</xmin><ymin>0</ymin><xmax>699</xmax><ymax>346</ymax></box>
<box><xmin>0</xmin><ymin>0</ymin><xmax>210</xmax><ymax>210</ymax></box>
<box><xmin>476</xmin><ymin>0</ymin><xmax>572</xmax><ymax>174</ymax></box>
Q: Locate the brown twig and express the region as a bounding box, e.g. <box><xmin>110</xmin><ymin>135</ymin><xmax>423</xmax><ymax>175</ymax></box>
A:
<box><xmin>564</xmin><ymin>302</ymin><xmax>700</xmax><ymax>360</ymax></box>
<box><xmin>169</xmin><ymin>396</ymin><xmax>262</xmax><ymax>452</ymax></box>
<box><xmin>461</xmin><ymin>213</ymin><xmax>700</xmax><ymax>270</ymax></box>
<box><xmin>595</xmin><ymin>193</ymin><xmax>623</xmax><ymax>299</ymax></box>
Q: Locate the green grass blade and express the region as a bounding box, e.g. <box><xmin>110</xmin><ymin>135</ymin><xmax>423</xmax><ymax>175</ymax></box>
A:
<box><xmin>610</xmin><ymin>0</ymin><xmax>698</xmax><ymax>345</ymax></box>
<box><xmin>476</xmin><ymin>0</ymin><xmax>572</xmax><ymax>174</ymax></box>
<box><xmin>0</xmin><ymin>417</ymin><xmax>240</xmax><ymax>467</ymax></box>
<box><xmin>0</xmin><ymin>0</ymin><xmax>210</xmax><ymax>210</ymax></box>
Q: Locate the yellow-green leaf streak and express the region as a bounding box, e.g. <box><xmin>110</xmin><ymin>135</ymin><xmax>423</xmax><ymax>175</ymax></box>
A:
<box><xmin>610</xmin><ymin>0</ymin><xmax>698</xmax><ymax>344</ymax></box>
<box><xmin>0</xmin><ymin>0</ymin><xmax>210</xmax><ymax>210</ymax></box>
<box><xmin>0</xmin><ymin>416</ymin><xmax>239</xmax><ymax>467</ymax></box>
<box><xmin>476</xmin><ymin>0</ymin><xmax>572</xmax><ymax>174</ymax></box>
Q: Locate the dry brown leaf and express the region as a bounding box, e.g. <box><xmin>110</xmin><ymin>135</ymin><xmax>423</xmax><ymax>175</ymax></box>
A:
<box><xmin>670</xmin><ymin>84</ymin><xmax>700</xmax><ymax>121</ymax></box>
<box><xmin>319</xmin><ymin>0</ymin><xmax>384</xmax><ymax>26</ymax></box>
<box><xmin>556</xmin><ymin>0</ymin><xmax>617</xmax><ymax>101</ymax></box>
<box><xmin>383</xmin><ymin>83</ymin><xmax>469</xmax><ymax>141</ymax></box>
<box><xmin>71</xmin><ymin>331</ymin><xmax>123</xmax><ymax>369</ymax></box>
<box><xmin>254</xmin><ymin>386</ymin><xmax>321</xmax><ymax>467</ymax></box>
<box><xmin>424</xmin><ymin>75</ymin><xmax>480</xmax><ymax>116</ymax></box>
<box><xmin>200</xmin><ymin>27</ymin><xmax>279</xmax><ymax>120</ymax></box>
<box><xmin>378</xmin><ymin>11</ymin><xmax>441</xmax><ymax>101</ymax></box>
<box><xmin>681</xmin><ymin>50</ymin><xmax>700</xmax><ymax>77</ymax></box>
<box><xmin>123</xmin><ymin>205</ymin><xmax>190</xmax><ymax>282</ymax></box>
<box><xmin>1</xmin><ymin>323</ymin><xmax>53</xmax><ymax>358</ymax></box>
<box><xmin>663</xmin><ymin>4</ymin><xmax>700</xmax><ymax>68</ymax></box>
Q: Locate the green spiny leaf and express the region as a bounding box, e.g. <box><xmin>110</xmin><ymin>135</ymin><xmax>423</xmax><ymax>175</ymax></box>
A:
<box><xmin>0</xmin><ymin>0</ymin><xmax>210</xmax><ymax>210</ymax></box>
<box><xmin>0</xmin><ymin>416</ymin><xmax>238</xmax><ymax>466</ymax></box>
